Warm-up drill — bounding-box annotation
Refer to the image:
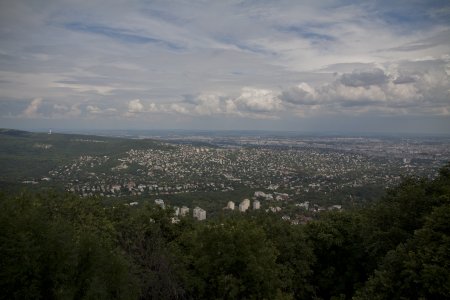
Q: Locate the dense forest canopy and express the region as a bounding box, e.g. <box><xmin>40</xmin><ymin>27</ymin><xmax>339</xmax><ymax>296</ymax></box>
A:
<box><xmin>1</xmin><ymin>164</ymin><xmax>449</xmax><ymax>299</ymax></box>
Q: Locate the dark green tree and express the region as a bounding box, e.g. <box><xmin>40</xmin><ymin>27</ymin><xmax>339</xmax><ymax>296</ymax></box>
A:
<box><xmin>362</xmin><ymin>163</ymin><xmax>450</xmax><ymax>269</ymax></box>
<box><xmin>175</xmin><ymin>218</ymin><xmax>285</xmax><ymax>299</ymax></box>
<box><xmin>109</xmin><ymin>204</ymin><xmax>186</xmax><ymax>300</ymax></box>
<box><xmin>304</xmin><ymin>211</ymin><xmax>367</xmax><ymax>299</ymax></box>
<box><xmin>0</xmin><ymin>192</ymin><xmax>137</xmax><ymax>300</ymax></box>
<box><xmin>355</xmin><ymin>204</ymin><xmax>450</xmax><ymax>300</ymax></box>
<box><xmin>254</xmin><ymin>213</ymin><xmax>315</xmax><ymax>298</ymax></box>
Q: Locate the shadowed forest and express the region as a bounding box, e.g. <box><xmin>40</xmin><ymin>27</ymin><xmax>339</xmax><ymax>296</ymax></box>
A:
<box><xmin>1</xmin><ymin>164</ymin><xmax>449</xmax><ymax>300</ymax></box>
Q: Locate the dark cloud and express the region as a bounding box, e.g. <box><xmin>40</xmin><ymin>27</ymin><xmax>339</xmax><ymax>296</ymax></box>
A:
<box><xmin>279</xmin><ymin>59</ymin><xmax>450</xmax><ymax>115</ymax></box>
<box><xmin>64</xmin><ymin>22</ymin><xmax>184</xmax><ymax>50</ymax></box>
<box><xmin>339</xmin><ymin>99</ymin><xmax>383</xmax><ymax>107</ymax></box>
<box><xmin>278</xmin><ymin>26</ymin><xmax>336</xmax><ymax>42</ymax></box>
<box><xmin>280</xmin><ymin>84</ymin><xmax>317</xmax><ymax>105</ymax></box>
<box><xmin>339</xmin><ymin>68</ymin><xmax>389</xmax><ymax>87</ymax></box>
<box><xmin>182</xmin><ymin>94</ymin><xmax>200</xmax><ymax>104</ymax></box>
<box><xmin>393</xmin><ymin>76</ymin><xmax>416</xmax><ymax>84</ymax></box>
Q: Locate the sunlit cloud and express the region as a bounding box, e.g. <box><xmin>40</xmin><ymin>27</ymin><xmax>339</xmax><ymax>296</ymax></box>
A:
<box><xmin>22</xmin><ymin>98</ymin><xmax>42</xmax><ymax>118</ymax></box>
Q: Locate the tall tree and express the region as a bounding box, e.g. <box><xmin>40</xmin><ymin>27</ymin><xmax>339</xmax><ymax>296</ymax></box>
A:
<box><xmin>355</xmin><ymin>204</ymin><xmax>450</xmax><ymax>300</ymax></box>
<box><xmin>176</xmin><ymin>218</ymin><xmax>285</xmax><ymax>299</ymax></box>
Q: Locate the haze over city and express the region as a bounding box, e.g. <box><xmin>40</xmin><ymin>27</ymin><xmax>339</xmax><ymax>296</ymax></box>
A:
<box><xmin>0</xmin><ymin>0</ymin><xmax>449</xmax><ymax>134</ymax></box>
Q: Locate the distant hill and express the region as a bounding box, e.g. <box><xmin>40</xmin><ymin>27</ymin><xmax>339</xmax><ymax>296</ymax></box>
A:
<box><xmin>0</xmin><ymin>128</ymin><xmax>171</xmax><ymax>182</ymax></box>
<box><xmin>0</xmin><ymin>128</ymin><xmax>34</xmax><ymax>137</ymax></box>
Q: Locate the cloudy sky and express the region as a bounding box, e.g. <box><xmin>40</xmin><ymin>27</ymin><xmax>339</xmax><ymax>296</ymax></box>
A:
<box><xmin>1</xmin><ymin>0</ymin><xmax>449</xmax><ymax>134</ymax></box>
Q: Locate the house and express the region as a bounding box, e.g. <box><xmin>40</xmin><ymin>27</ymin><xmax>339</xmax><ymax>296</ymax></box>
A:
<box><xmin>239</xmin><ymin>199</ymin><xmax>250</xmax><ymax>212</ymax></box>
<box><xmin>180</xmin><ymin>206</ymin><xmax>189</xmax><ymax>216</ymax></box>
<box><xmin>254</xmin><ymin>191</ymin><xmax>273</xmax><ymax>200</ymax></box>
<box><xmin>267</xmin><ymin>184</ymin><xmax>279</xmax><ymax>190</ymax></box>
<box><xmin>328</xmin><ymin>205</ymin><xmax>342</xmax><ymax>211</ymax></box>
<box><xmin>274</xmin><ymin>192</ymin><xmax>289</xmax><ymax>201</ymax></box>
<box><xmin>268</xmin><ymin>206</ymin><xmax>282</xmax><ymax>213</ymax></box>
<box><xmin>111</xmin><ymin>184</ymin><xmax>121</xmax><ymax>193</ymax></box>
<box><xmin>173</xmin><ymin>206</ymin><xmax>180</xmax><ymax>216</ymax></box>
<box><xmin>193</xmin><ymin>207</ymin><xmax>206</xmax><ymax>220</ymax></box>
<box><xmin>253</xmin><ymin>200</ymin><xmax>260</xmax><ymax>210</ymax></box>
<box><xmin>126</xmin><ymin>181</ymin><xmax>136</xmax><ymax>190</ymax></box>
<box><xmin>254</xmin><ymin>191</ymin><xmax>266</xmax><ymax>198</ymax></box>
<box><xmin>155</xmin><ymin>199</ymin><xmax>165</xmax><ymax>209</ymax></box>
<box><xmin>296</xmin><ymin>201</ymin><xmax>309</xmax><ymax>210</ymax></box>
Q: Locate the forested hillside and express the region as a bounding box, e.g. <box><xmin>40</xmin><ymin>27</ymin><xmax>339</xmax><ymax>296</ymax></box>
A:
<box><xmin>1</xmin><ymin>164</ymin><xmax>449</xmax><ymax>299</ymax></box>
<box><xmin>0</xmin><ymin>128</ymin><xmax>170</xmax><ymax>183</ymax></box>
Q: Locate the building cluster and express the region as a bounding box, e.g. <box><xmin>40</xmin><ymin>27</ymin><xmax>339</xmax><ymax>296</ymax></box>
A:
<box><xmin>14</xmin><ymin>133</ymin><xmax>449</xmax><ymax>225</ymax></box>
<box><xmin>295</xmin><ymin>201</ymin><xmax>342</xmax><ymax>213</ymax></box>
<box><xmin>193</xmin><ymin>207</ymin><xmax>206</xmax><ymax>221</ymax></box>
<box><xmin>224</xmin><ymin>198</ymin><xmax>260</xmax><ymax>212</ymax></box>
<box><xmin>153</xmin><ymin>199</ymin><xmax>207</xmax><ymax>221</ymax></box>
<box><xmin>125</xmin><ymin>198</ymin><xmax>207</xmax><ymax>222</ymax></box>
<box><xmin>40</xmin><ymin>136</ymin><xmax>448</xmax><ymax>222</ymax></box>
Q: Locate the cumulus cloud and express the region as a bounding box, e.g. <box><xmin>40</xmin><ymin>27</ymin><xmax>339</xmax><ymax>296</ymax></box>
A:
<box><xmin>22</xmin><ymin>98</ymin><xmax>42</xmax><ymax>118</ymax></box>
<box><xmin>169</xmin><ymin>103</ymin><xmax>189</xmax><ymax>114</ymax></box>
<box><xmin>140</xmin><ymin>88</ymin><xmax>283</xmax><ymax>119</ymax></box>
<box><xmin>105</xmin><ymin>108</ymin><xmax>118</xmax><ymax>114</ymax></box>
<box><xmin>191</xmin><ymin>94</ymin><xmax>223</xmax><ymax>115</ymax></box>
<box><xmin>1</xmin><ymin>0</ymin><xmax>449</xmax><ymax>133</ymax></box>
<box><xmin>87</xmin><ymin>105</ymin><xmax>117</xmax><ymax>115</ymax></box>
<box><xmin>86</xmin><ymin>105</ymin><xmax>102</xmax><ymax>114</ymax></box>
<box><xmin>281</xmin><ymin>83</ymin><xmax>318</xmax><ymax>105</ymax></box>
<box><xmin>148</xmin><ymin>103</ymin><xmax>160</xmax><ymax>113</ymax></box>
<box><xmin>144</xmin><ymin>88</ymin><xmax>282</xmax><ymax>118</ymax></box>
<box><xmin>233</xmin><ymin>87</ymin><xmax>282</xmax><ymax>113</ymax></box>
<box><xmin>180</xmin><ymin>93</ymin><xmax>224</xmax><ymax>115</ymax></box>
<box><xmin>144</xmin><ymin>102</ymin><xmax>187</xmax><ymax>114</ymax></box>
<box><xmin>280</xmin><ymin>60</ymin><xmax>450</xmax><ymax>115</ymax></box>
<box><xmin>52</xmin><ymin>103</ymin><xmax>82</xmax><ymax>118</ymax></box>
<box><xmin>127</xmin><ymin>99</ymin><xmax>144</xmax><ymax>114</ymax></box>
<box><xmin>393</xmin><ymin>75</ymin><xmax>417</xmax><ymax>84</ymax></box>
<box><xmin>339</xmin><ymin>68</ymin><xmax>389</xmax><ymax>87</ymax></box>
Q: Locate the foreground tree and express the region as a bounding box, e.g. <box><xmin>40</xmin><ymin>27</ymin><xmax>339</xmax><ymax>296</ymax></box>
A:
<box><xmin>1</xmin><ymin>163</ymin><xmax>449</xmax><ymax>299</ymax></box>
<box><xmin>175</xmin><ymin>218</ymin><xmax>286</xmax><ymax>299</ymax></box>
<box><xmin>0</xmin><ymin>193</ymin><xmax>137</xmax><ymax>300</ymax></box>
<box><xmin>254</xmin><ymin>213</ymin><xmax>315</xmax><ymax>298</ymax></box>
<box><xmin>304</xmin><ymin>211</ymin><xmax>367</xmax><ymax>299</ymax></box>
<box><xmin>355</xmin><ymin>204</ymin><xmax>450</xmax><ymax>300</ymax></box>
<box><xmin>362</xmin><ymin>164</ymin><xmax>450</xmax><ymax>268</ymax></box>
<box><xmin>109</xmin><ymin>204</ymin><xmax>186</xmax><ymax>300</ymax></box>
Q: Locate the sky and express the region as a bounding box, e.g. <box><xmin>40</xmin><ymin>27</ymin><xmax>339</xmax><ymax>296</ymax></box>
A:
<box><xmin>0</xmin><ymin>0</ymin><xmax>449</xmax><ymax>134</ymax></box>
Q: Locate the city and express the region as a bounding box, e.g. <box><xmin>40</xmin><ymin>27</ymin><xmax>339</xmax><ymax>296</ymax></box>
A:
<box><xmin>21</xmin><ymin>132</ymin><xmax>447</xmax><ymax>222</ymax></box>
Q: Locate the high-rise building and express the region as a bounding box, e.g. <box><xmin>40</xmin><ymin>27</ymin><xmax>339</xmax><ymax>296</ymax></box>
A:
<box><xmin>253</xmin><ymin>200</ymin><xmax>260</xmax><ymax>210</ymax></box>
<box><xmin>180</xmin><ymin>206</ymin><xmax>189</xmax><ymax>216</ymax></box>
<box><xmin>227</xmin><ymin>201</ymin><xmax>235</xmax><ymax>210</ymax></box>
<box><xmin>193</xmin><ymin>206</ymin><xmax>206</xmax><ymax>220</ymax></box>
<box><xmin>155</xmin><ymin>199</ymin><xmax>165</xmax><ymax>209</ymax></box>
<box><xmin>239</xmin><ymin>199</ymin><xmax>250</xmax><ymax>212</ymax></box>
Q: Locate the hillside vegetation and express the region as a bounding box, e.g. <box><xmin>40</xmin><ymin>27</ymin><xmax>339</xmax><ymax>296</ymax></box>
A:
<box><xmin>1</xmin><ymin>164</ymin><xmax>449</xmax><ymax>299</ymax></box>
<box><xmin>0</xmin><ymin>128</ymin><xmax>170</xmax><ymax>182</ymax></box>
